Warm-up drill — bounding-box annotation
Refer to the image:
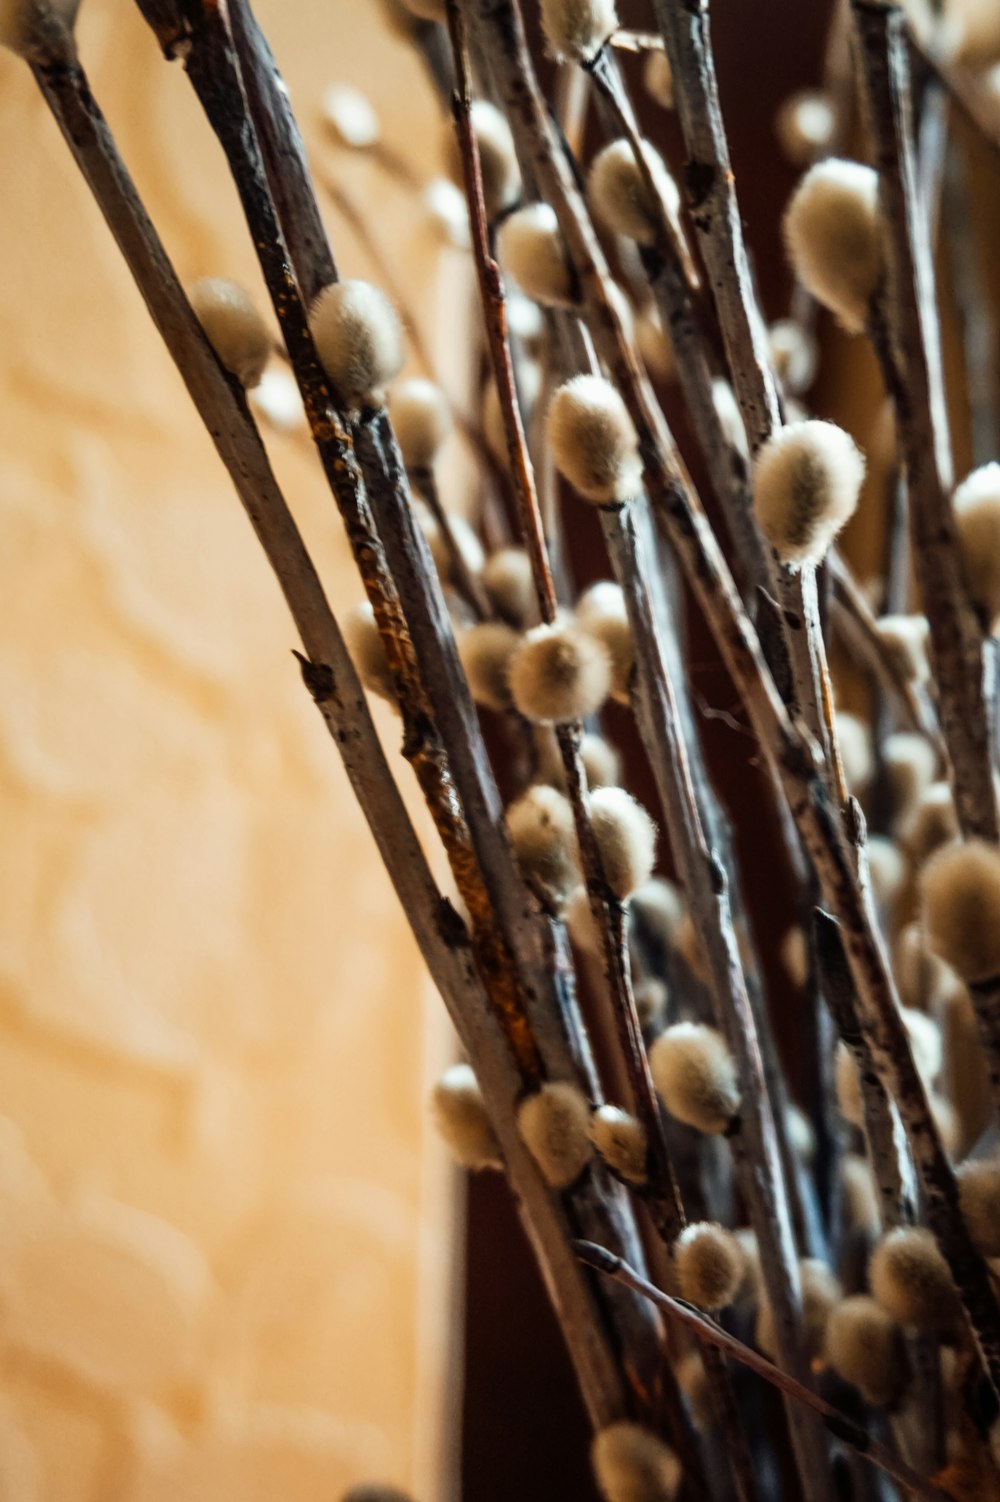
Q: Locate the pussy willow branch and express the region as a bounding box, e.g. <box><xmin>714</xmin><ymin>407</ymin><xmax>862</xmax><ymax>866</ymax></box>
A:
<box><xmin>854</xmin><ymin>2</ymin><xmax>998</xmax><ymax>848</ymax></box>
<box><xmin>465</xmin><ymin>0</ymin><xmax>1000</xmax><ymax>1408</ymax></box>
<box><xmin>143</xmin><ymin>0</ymin><xmax>689</xmax><ymax>1435</ymax></box>
<box><xmin>574</xmin><ymin>1241</ymin><xmax>954</xmax><ymax>1502</ymax></box>
<box><xmin>854</xmin><ymin>1</ymin><xmax>1000</xmax><ymax>1130</ymax></box>
<box><xmin>21</xmin><ymin>30</ymin><xmax>659</xmax><ymax>1443</ymax></box>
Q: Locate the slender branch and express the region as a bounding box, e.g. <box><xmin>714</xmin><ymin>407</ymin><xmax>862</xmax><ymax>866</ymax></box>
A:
<box><xmin>854</xmin><ymin>1</ymin><xmax>998</xmax><ymax>848</ymax></box>
<box><xmin>466</xmin><ymin>0</ymin><xmax>1000</xmax><ymax>1404</ymax></box>
<box><xmin>573</xmin><ymin>1242</ymin><xmax>954</xmax><ymax>1502</ymax></box>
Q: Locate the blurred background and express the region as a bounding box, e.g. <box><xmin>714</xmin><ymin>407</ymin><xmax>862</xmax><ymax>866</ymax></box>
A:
<box><xmin>0</xmin><ymin>2</ymin><xmax>873</xmax><ymax>1499</ymax></box>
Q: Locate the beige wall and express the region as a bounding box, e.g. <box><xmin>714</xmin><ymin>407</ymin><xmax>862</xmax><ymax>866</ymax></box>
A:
<box><xmin>0</xmin><ymin>4</ymin><xmax>458</xmax><ymax>1498</ymax></box>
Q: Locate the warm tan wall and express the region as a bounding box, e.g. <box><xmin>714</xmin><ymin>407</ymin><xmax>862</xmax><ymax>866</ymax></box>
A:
<box><xmin>0</xmin><ymin>4</ymin><xmax>457</xmax><ymax>1499</ymax></box>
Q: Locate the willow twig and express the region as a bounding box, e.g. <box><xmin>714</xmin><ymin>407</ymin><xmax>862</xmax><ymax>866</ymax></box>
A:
<box><xmin>574</xmin><ymin>1241</ymin><xmax>954</xmax><ymax>1502</ymax></box>
<box><xmin>467</xmin><ymin>0</ymin><xmax>1000</xmax><ymax>1406</ymax></box>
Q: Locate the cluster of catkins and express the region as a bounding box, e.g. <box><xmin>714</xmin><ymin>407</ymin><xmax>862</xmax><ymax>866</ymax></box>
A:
<box><xmin>11</xmin><ymin>0</ymin><xmax>1000</xmax><ymax>1495</ymax></box>
<box><xmin>183</xmin><ymin>5</ymin><xmax>1000</xmax><ymax>1500</ymax></box>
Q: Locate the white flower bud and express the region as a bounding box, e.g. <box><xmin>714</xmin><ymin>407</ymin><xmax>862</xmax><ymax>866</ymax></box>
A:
<box><xmin>589</xmin><ymin>786</ymin><xmax>657</xmax><ymax>901</ymax></box>
<box><xmin>445</xmin><ymin>100</ymin><xmax>519</xmax><ymax>221</ymax></box>
<box><xmin>592</xmin><ymin>1422</ymin><xmax>681</xmax><ymax>1502</ymax></box>
<box><xmin>588</xmin><ymin>138</ymin><xmax>680</xmax><ymax>247</ymax></box>
<box><xmin>674</xmin><ymin>1222</ymin><xmax>744</xmax><ymax>1311</ymax></box>
<box><xmin>775</xmin><ymin>90</ymin><xmax>836</xmax><ymax>167</ymax></box>
<box><xmin>633</xmin><ymin>977</ymin><xmax>668</xmax><ymax>1032</ymax></box>
<box><xmin>768</xmin><ymin>318</ymin><xmax>818</xmax><ymax>396</ymax></box>
<box><xmin>458</xmin><ymin>621</ymin><xmax>520</xmax><ymax>713</ymax></box>
<box><xmin>547</xmin><ymin>375</ymin><xmax>643</xmax><ymax>504</ymax></box>
<box><xmin>635</xmin><ymin>304</ymin><xmax>676</xmax><ymax>383</ymax></box>
<box><xmin>898</xmin><ymin>778</ymin><xmax>956</xmax><ymax>863</ymax></box>
<box><xmin>835</xmin><ymin>710</ymin><xmax>874</xmax><ymax>794</ymax></box>
<box><xmin>841</xmin><ymin>1153</ymin><xmax>879</xmax><ymax>1235</ymax></box>
<box><xmin>629</xmin><ymin>878</ymin><xmax>684</xmax><ymax>950</ymax></box>
<box><xmin>540</xmin><ymin>0</ymin><xmax>618</xmax><ymax>62</ymax></box>
<box><xmin>423</xmin><ymin>178</ymin><xmax>471</xmax><ymax>249</ymax></box>
<box><xmin>643</xmin><ymin>50</ymin><xmax>674</xmax><ymax>111</ymax></box>
<box><xmin>581</xmin><ymin>733</ymin><xmax>622</xmax><ymax>790</ymax></box>
<box><xmin>590</xmin><ymin>1104</ymin><xmax>648</xmax><ymax>1185</ymax></box>
<box><xmin>482</xmin><ymin>548</ymin><xmax>539</xmax><ymax>628</ymax></box>
<box><xmin>344</xmin><ymin>601</ymin><xmax>397</xmax><ymax>708</ymax></box>
<box><xmin>650</xmin><ymin>1022</ymin><xmax>740</xmax><ymax>1135</ymax></box>
<box><xmin>189</xmin><ymin>277</ymin><xmax>271</xmax><ymax>389</ymax></box>
<box><xmin>507</xmin><ymin>784</ymin><xmax>581</xmax><ymax>904</ymax></box>
<box><xmin>874</xmin><ymin>613</ymin><xmax>932</xmax><ymax>683</ymax></box>
<box><xmin>902</xmin><ymin>1006</ymin><xmax>942</xmax><ymax>1086</ymax></box>
<box><xmin>517</xmin><ymin>1081</ymin><xmax>593</xmax><ymax>1188</ymax></box>
<box><xmin>786</xmin><ymin>1103</ymin><xmax>816</xmax><ymax>1164</ymax></box>
<box><xmin>577</xmin><ymin>582</ymin><xmax>633</xmax><ymax>703</ymax></box>
<box><xmin>957</xmin><ymin>1158</ymin><xmax>1000</xmax><ymax>1257</ymax></box>
<box><xmin>0</xmin><ymin>0</ymin><xmax>77</xmax><ymax>55</ymax></box>
<box><xmin>497</xmin><ymin>203</ymin><xmax>576</xmax><ymax>308</ymax></box>
<box><xmin>825</xmin><ymin>1295</ymin><xmax>904</xmax><ymax>1406</ymax></box>
<box><xmin>952</xmin><ymin>462</ymin><xmax>1000</xmax><ymax>629</ymax></box>
<box><xmin>310</xmin><ymin>280</ymin><xmax>404</xmax><ymax>407</ymax></box>
<box><xmin>712</xmin><ymin>378</ymin><xmax>750</xmax><ymax>462</ymax></box>
<box><xmin>321</xmin><ymin>84</ymin><xmax>379</xmax><ymax>149</ymax></box>
<box><xmin>893</xmin><ymin>920</ymin><xmax>955</xmax><ymax>1011</ymax></box>
<box><xmin>250</xmin><ymin>367</ymin><xmax>305</xmax><ymax>433</ymax></box>
<box><xmin>387</xmin><ymin>379</ymin><xmax>451</xmax><ymax>469</ymax></box>
<box><xmin>754</xmin><ymin>419</ymin><xmax>865</xmax><ymax>567</ymax></box>
<box><xmin>509</xmin><ymin>622</ymin><xmax>611</xmax><ymax>724</ymax></box>
<box><xmin>869</xmin><ymin>1226</ymin><xmax>958</xmax><ymax>1331</ymax></box>
<box><xmin>783</xmin><ymin>159</ymin><xmax>881</xmax><ymax>334</ymax></box>
<box><xmin>866</xmin><ymin>834</ymin><xmax>906</xmax><ymax>915</ymax></box>
<box><xmin>921</xmin><ymin>838</ymin><xmax>1000</xmax><ymax>983</ymax></box>
<box><xmin>431</xmin><ymin>1063</ymin><xmax>501</xmax><ymax>1170</ymax></box>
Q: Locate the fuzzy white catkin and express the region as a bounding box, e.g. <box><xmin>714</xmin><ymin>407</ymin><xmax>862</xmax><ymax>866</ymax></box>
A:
<box><xmin>431</xmin><ymin>1064</ymin><xmax>501</xmax><ymax>1171</ymax></box>
<box><xmin>674</xmin><ymin>1222</ymin><xmax>744</xmax><ymax>1311</ymax></box>
<box><xmin>588</xmin><ymin>786</ymin><xmax>657</xmax><ymax>901</ymax></box>
<box><xmin>577</xmin><ymin>584</ymin><xmax>633</xmax><ymax>703</ymax></box>
<box><xmin>344</xmin><ymin>601</ymin><xmax>397</xmax><ymax>708</ymax></box>
<box><xmin>952</xmin><ymin>462</ymin><xmax>1000</xmax><ymax>629</ymax></box>
<box><xmin>387</xmin><ymin>379</ymin><xmax>451</xmax><ymax>469</ymax></box>
<box><xmin>444</xmin><ymin>100</ymin><xmax>519</xmax><ymax>221</ymax></box>
<box><xmin>753</xmin><ymin>419</ymin><xmax>865</xmax><ymax>567</ymax></box>
<box><xmin>496</xmin><ymin>203</ymin><xmax>577</xmax><ymax>308</ymax></box>
<box><xmin>643</xmin><ymin>49</ymin><xmax>674</xmax><ymax>110</ymax></box>
<box><xmin>590</xmin><ymin>1104</ymin><xmax>648</xmax><ymax>1185</ymax></box>
<box><xmin>866</xmin><ymin>835</ymin><xmax>906</xmax><ymax>915</ymax></box>
<box><xmin>482</xmin><ymin>548</ymin><xmax>538</xmax><ymax>627</ymax></box>
<box><xmin>540</xmin><ymin>0</ymin><xmax>618</xmax><ymax>62</ymax></box>
<box><xmin>310</xmin><ymin>280</ymin><xmax>404</xmax><ymax>407</ymax></box>
<box><xmin>547</xmin><ymin>375</ymin><xmax>643</xmax><ymax>504</ymax></box>
<box><xmin>509</xmin><ymin>621</ymin><xmax>612</xmax><ymax>724</ymax></box>
<box><xmin>882</xmin><ymin>732</ymin><xmax>937</xmax><ymax>820</ymax></box>
<box><xmin>650</xmin><ymin>1022</ymin><xmax>740</xmax><ymax>1135</ymax></box>
<box><xmin>458</xmin><ymin>622</ymin><xmax>520</xmax><ymax>713</ymax></box>
<box><xmin>592</xmin><ymin>1422</ymin><xmax>682</xmax><ymax>1502</ymax></box>
<box><xmin>835</xmin><ymin>711</ymin><xmax>874</xmax><ymax>794</ymax></box>
<box><xmin>769</xmin><ymin>318</ymin><xmax>818</xmax><ymax>395</ymax></box>
<box><xmin>517</xmin><ymin>1081</ymin><xmax>593</xmax><ymax>1188</ymax></box>
<box><xmin>507</xmin><ymin>784</ymin><xmax>581</xmax><ymax>904</ymax></box>
<box><xmin>588</xmin><ymin>138</ymin><xmax>681</xmax><ymax>247</ymax></box>
<box><xmin>899</xmin><ymin>779</ymin><xmax>957</xmax><ymax>861</ymax></box>
<box><xmin>534</xmin><ymin>726</ymin><xmax>621</xmax><ymax>792</ymax></box>
<box><xmin>841</xmin><ymin>1153</ymin><xmax>879</xmax><ymax>1235</ymax></box>
<box><xmin>825</xmin><ymin>1295</ymin><xmax>904</xmax><ymax>1407</ymax></box>
<box><xmin>321</xmin><ymin>84</ymin><xmax>380</xmax><ymax>149</ymax></box>
<box><xmin>783</xmin><ymin>159</ymin><xmax>881</xmax><ymax>334</ymax></box>
<box><xmin>957</xmin><ymin>1158</ymin><xmax>1000</xmax><ymax>1257</ymax></box>
<box><xmin>189</xmin><ymin>277</ymin><xmax>271</xmax><ymax>389</ymax></box>
<box><xmin>875</xmin><ymin>613</ymin><xmax>932</xmax><ymax>683</ymax></box>
<box><xmin>869</xmin><ymin>1226</ymin><xmax>958</xmax><ymax>1330</ymax></box>
<box><xmin>0</xmin><ymin>0</ymin><xmax>77</xmax><ymax>53</ymax></box>
<box><xmin>775</xmin><ymin>90</ymin><xmax>836</xmax><ymax>167</ymax></box>
<box><xmin>920</xmin><ymin>838</ymin><xmax>1000</xmax><ymax>983</ymax></box>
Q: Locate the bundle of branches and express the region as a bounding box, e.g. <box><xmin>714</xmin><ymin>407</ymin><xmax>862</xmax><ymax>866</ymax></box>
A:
<box><xmin>7</xmin><ymin>0</ymin><xmax>1000</xmax><ymax>1496</ymax></box>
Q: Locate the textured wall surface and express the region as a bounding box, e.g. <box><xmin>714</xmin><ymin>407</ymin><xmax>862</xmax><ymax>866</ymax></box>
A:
<box><xmin>0</xmin><ymin>4</ymin><xmax>457</xmax><ymax>1498</ymax></box>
